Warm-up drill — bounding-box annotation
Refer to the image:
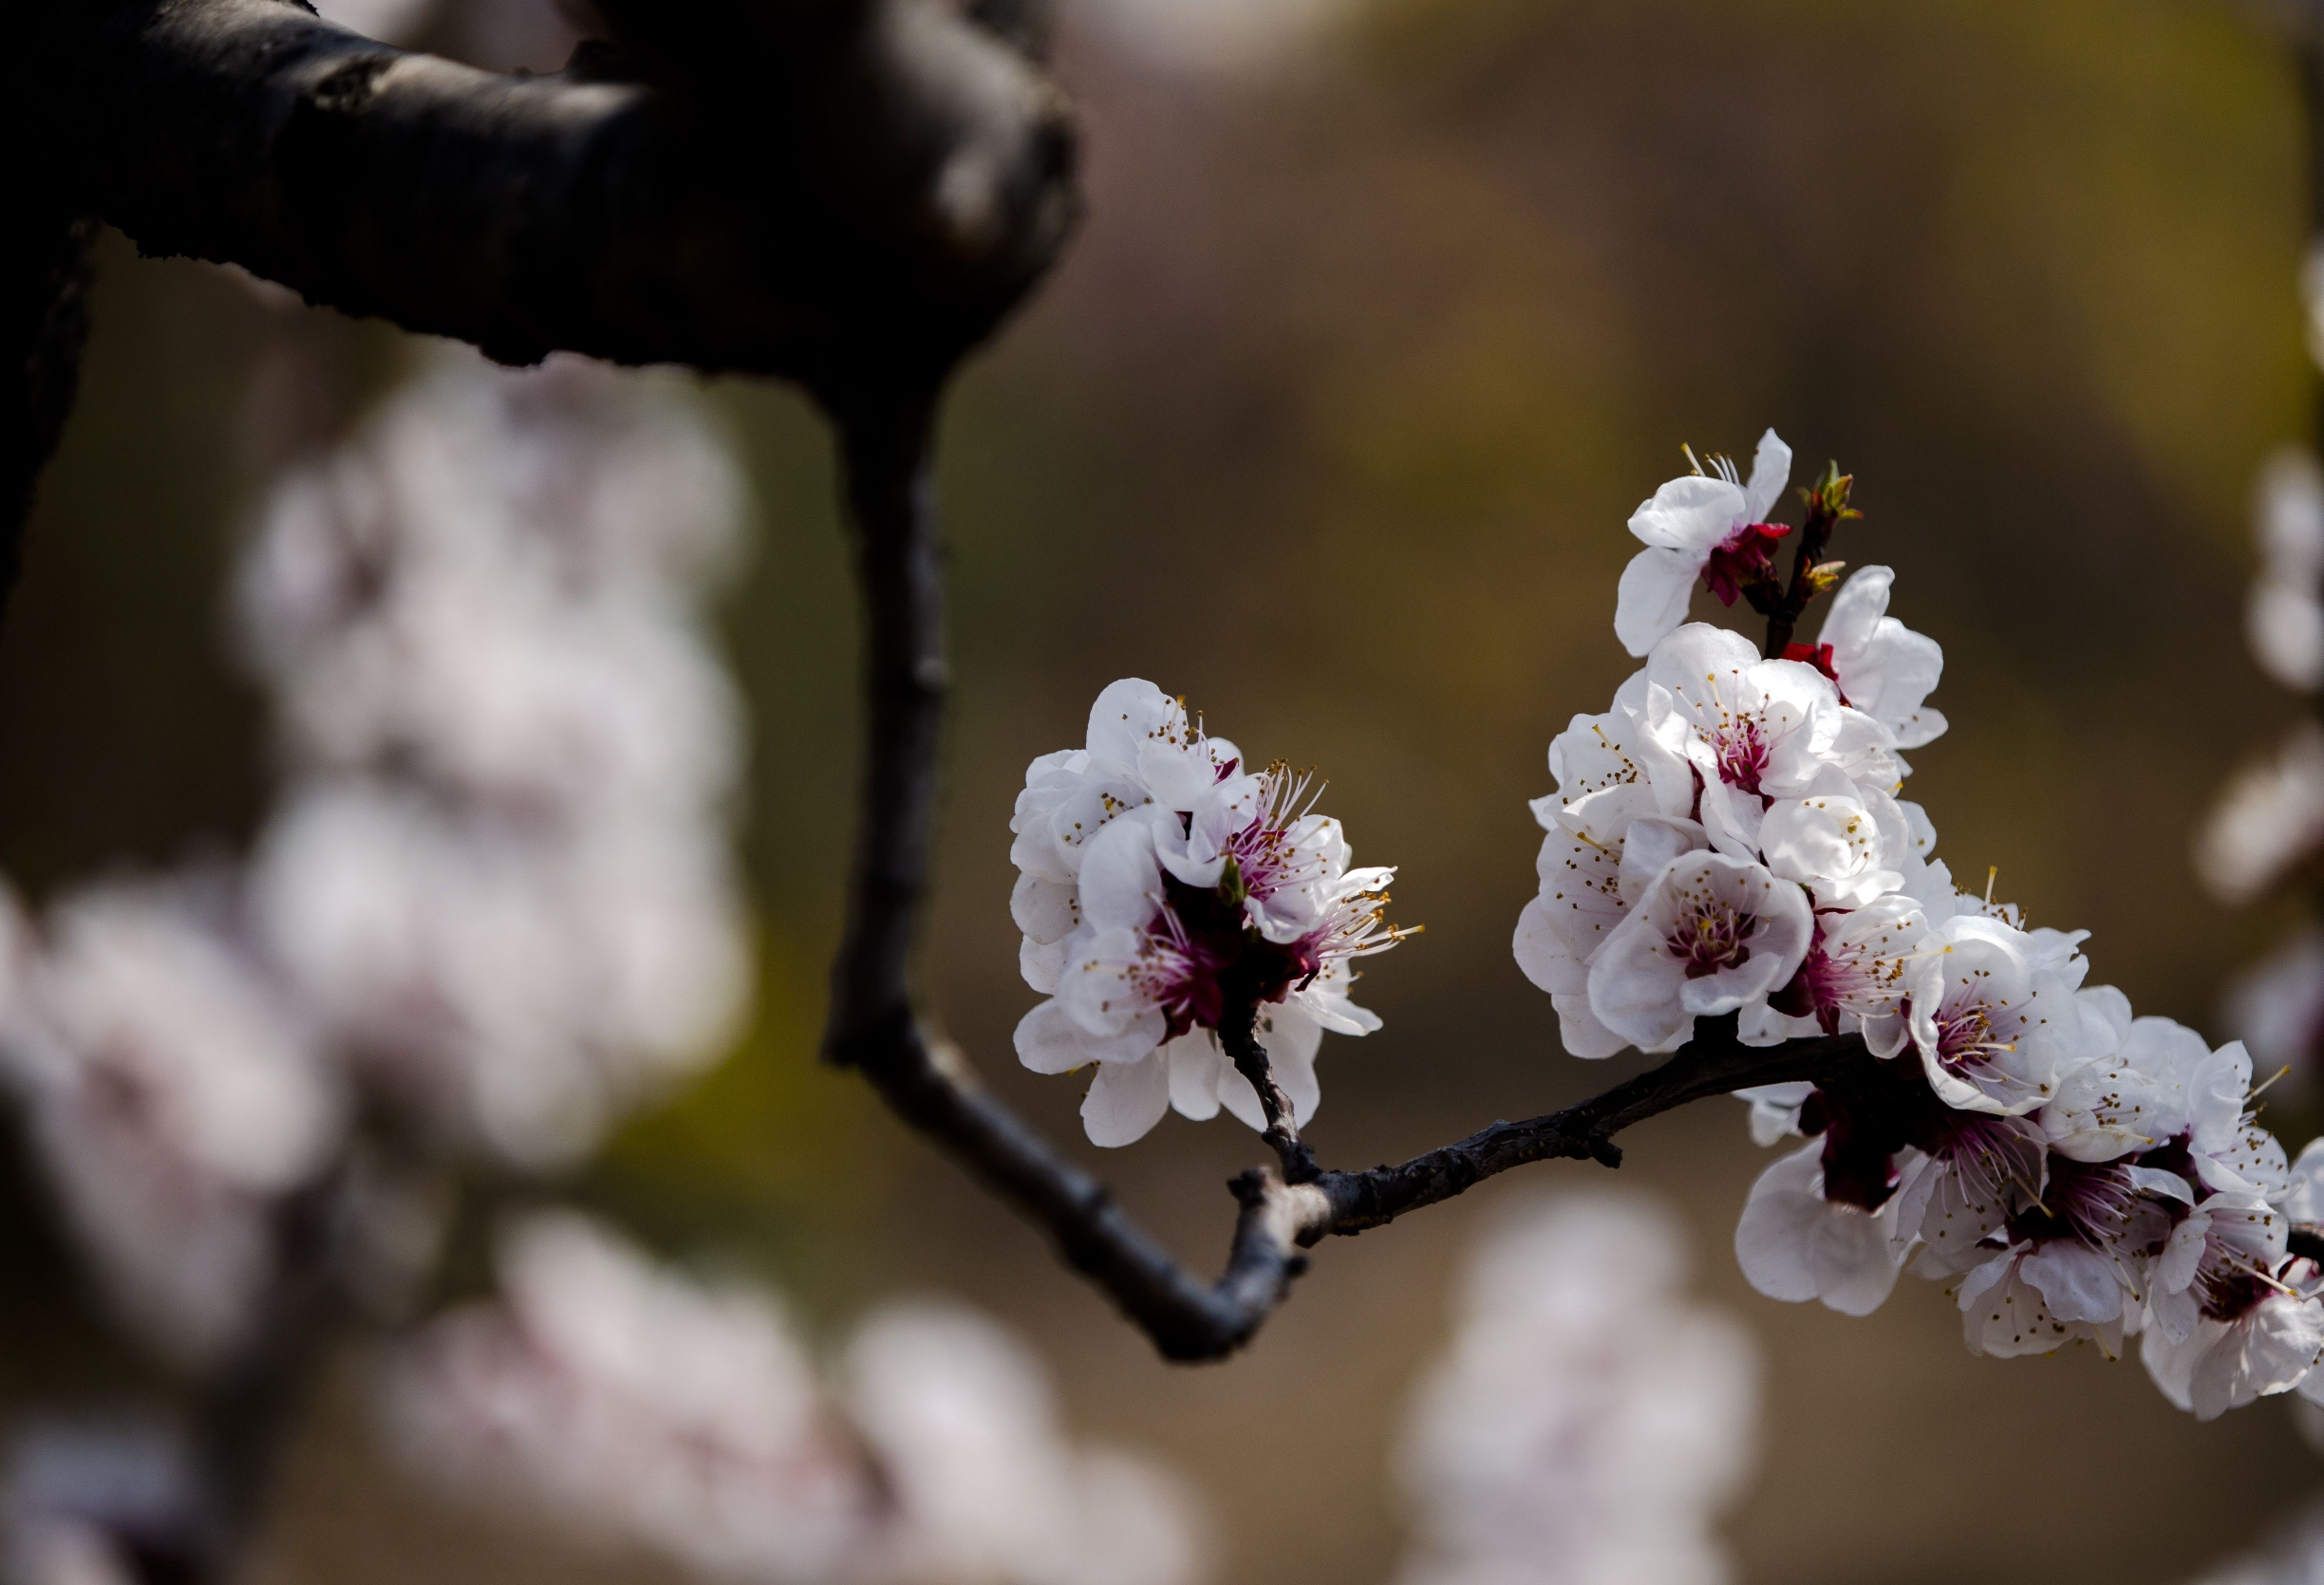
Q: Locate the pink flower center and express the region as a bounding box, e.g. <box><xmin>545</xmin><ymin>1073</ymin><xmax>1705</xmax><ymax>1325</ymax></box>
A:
<box><xmin>1713</xmin><ymin>718</ymin><xmax>1771</xmax><ymax>795</ymax></box>
<box><xmin>1934</xmin><ymin>1003</ymin><xmax>2008</xmax><ymax>1070</ymax></box>
<box><xmin>1665</xmin><ymin>903</ymin><xmax>1756</xmax><ymax>979</ymax></box>
<box><xmin>1702</xmin><ymin>522</ymin><xmax>1791</xmax><ymax>606</ymax></box>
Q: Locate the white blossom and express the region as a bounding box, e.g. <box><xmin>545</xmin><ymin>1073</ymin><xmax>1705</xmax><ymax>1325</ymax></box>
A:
<box><xmin>251</xmin><ymin>785</ymin><xmax>747</xmax><ymax>1167</ymax></box>
<box><xmin>2141</xmin><ymin>1270</ymin><xmax>2324</xmax><ymax>1423</ymax></box>
<box><xmin>383</xmin><ymin>1213</ymin><xmax>877</xmax><ymax>1582</ymax></box>
<box><xmin>842</xmin><ymin>1305</ymin><xmax>1213</xmax><ymax>1585</ymax></box>
<box><xmin>1636</xmin><ymin>625</ymin><xmax>1899</xmax><ymax>859</ymax></box>
<box><xmin>1904</xmin><ymin>914</ymin><xmax>2091</xmax><ymax>1117</ymax></box>
<box><xmin>1756</xmin><ymin>771</ymin><xmax>1913</xmax><ymax>908</ymax></box>
<box><xmin>239</xmin><ymin>350</ymin><xmax>753</xmax><ymax>1166</ymax></box>
<box><xmin>1613</xmin><ymin>431</ymin><xmax>1791</xmax><ymax>659</ymax></box>
<box><xmin>384</xmin><ymin>1214</ymin><xmax>1213</xmax><ymax>1585</ymax></box>
<box><xmin>1584</xmin><ymin>852</ymin><xmax>1812</xmax><ymax>1054</ymax></box>
<box><xmin>1011</xmin><ymin>682</ymin><xmax>1403</xmax><ymax>1147</ymax></box>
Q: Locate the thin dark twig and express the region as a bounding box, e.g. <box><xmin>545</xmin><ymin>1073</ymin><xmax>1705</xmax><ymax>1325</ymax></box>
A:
<box><xmin>1215</xmin><ymin>1000</ymin><xmax>1320</xmax><ymax>1184</ymax></box>
<box><xmin>2293</xmin><ymin>1224</ymin><xmax>2324</xmax><ymax>1265</ymax></box>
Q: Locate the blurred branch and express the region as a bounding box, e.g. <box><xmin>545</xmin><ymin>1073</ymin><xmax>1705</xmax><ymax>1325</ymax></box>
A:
<box><xmin>20</xmin><ymin>0</ymin><xmax>1074</xmax><ymax>381</ymax></box>
<box><xmin>0</xmin><ymin>207</ymin><xmax>95</xmax><ymax>610</ymax></box>
<box><xmin>819</xmin><ymin>387</ymin><xmax>1873</xmax><ymax>1359</ymax></box>
<box><xmin>3</xmin><ymin>0</ymin><xmax>1076</xmax><ymax>596</ymax></box>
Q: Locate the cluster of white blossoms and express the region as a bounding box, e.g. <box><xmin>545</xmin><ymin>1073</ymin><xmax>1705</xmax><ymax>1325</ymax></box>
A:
<box><xmin>0</xmin><ymin>344</ymin><xmax>1226</xmax><ymax>1585</ymax></box>
<box><xmin>238</xmin><ymin>349</ymin><xmax>752</xmax><ymax>1168</ymax></box>
<box><xmin>1523</xmin><ymin>433</ymin><xmax>2324</xmax><ymax>1418</ymax></box>
<box><xmin>1010</xmin><ymin>680</ymin><xmax>1407</xmax><ymax>1146</ymax></box>
<box><xmin>0</xmin><ymin>349</ymin><xmax>747</xmax><ymax>1369</ymax></box>
<box><xmin>385</xmin><ymin>1213</ymin><xmax>1213</xmax><ymax>1585</ymax></box>
<box><xmin>1394</xmin><ymin>1193</ymin><xmax>1757</xmax><ymax>1585</ymax></box>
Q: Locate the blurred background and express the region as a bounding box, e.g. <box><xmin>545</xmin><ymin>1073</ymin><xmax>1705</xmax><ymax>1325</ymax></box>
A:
<box><xmin>9</xmin><ymin>0</ymin><xmax>2324</xmax><ymax>1580</ymax></box>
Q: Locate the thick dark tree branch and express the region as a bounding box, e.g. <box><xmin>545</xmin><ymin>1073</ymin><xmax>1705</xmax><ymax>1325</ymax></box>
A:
<box><xmin>16</xmin><ymin>0</ymin><xmax>1074</xmax><ymax>385</ymax></box>
<box><xmin>0</xmin><ymin>206</ymin><xmax>96</xmax><ymax>607</ymax></box>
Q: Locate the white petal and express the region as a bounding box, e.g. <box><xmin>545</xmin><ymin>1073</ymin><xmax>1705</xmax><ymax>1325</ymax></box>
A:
<box><xmin>1733</xmin><ymin>1142</ymin><xmax>1903</xmax><ymax>1316</ymax></box>
<box><xmin>1016</xmin><ymin>999</ymin><xmax>1158</xmax><ymax>1074</ymax></box>
<box><xmin>1164</xmin><ymin>1032</ymin><xmax>1225</xmax><ymax>1121</ymax></box>
<box><xmin>1019</xmin><ymin>935</ymin><xmax>1066</xmax><ymax>994</ymax></box>
<box><xmin>1743</xmin><ymin>428</ymin><xmax>1792</xmax><ymax>524</ymax></box>
<box><xmin>1551</xmin><ymin>992</ymin><xmax>1629</xmax><ymax>1059</ymax></box>
<box><xmin>1084</xmin><ymin>679</ymin><xmax>1179</xmax><ymax>766</ymax></box>
<box><xmin>1077</xmin><ymin>815</ymin><xmax>1166</xmax><ymax>932</ymax></box>
<box><xmin>1614</xmin><ymin>547</ymin><xmax>1706</xmax><ymax>660</ymax></box>
<box><xmin>1514</xmin><ymin>896</ymin><xmax>1588</xmax><ymax>998</ymax></box>
<box><xmin>2284</xmin><ymin>1135</ymin><xmax>2324</xmax><ymax>1224</ymax></box>
<box><xmin>1082</xmin><ymin>1054</ymin><xmax>1173</xmax><ymax>1147</ymax></box>
<box><xmin>1258</xmin><ymin>1002</ymin><xmax>1324</xmax><ymax>1126</ymax></box>
<box><xmin>1627</xmin><ymin>474</ymin><xmax>1748</xmax><ymax>551</ymax></box>
<box><xmin>2018</xmin><ymin>1241</ymin><xmax>2126</xmax><ymax>1325</ymax></box>
<box><xmin>1010</xmin><ymin>872</ymin><xmax>1080</xmax><ymax>944</ymax></box>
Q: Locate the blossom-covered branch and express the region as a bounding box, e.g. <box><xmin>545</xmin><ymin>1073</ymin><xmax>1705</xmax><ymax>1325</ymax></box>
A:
<box><xmin>820</xmin><ymin>399</ymin><xmax>1877</xmax><ymax>1361</ymax></box>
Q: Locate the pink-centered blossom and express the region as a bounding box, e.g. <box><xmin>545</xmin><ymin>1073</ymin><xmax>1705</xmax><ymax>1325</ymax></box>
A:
<box><xmin>1613</xmin><ymin>431</ymin><xmax>1792</xmax><ymax>658</ymax></box>
<box><xmin>1012</xmin><ymin>684</ymin><xmax>1406</xmax><ymax>1147</ymax></box>
<box><xmin>1585</xmin><ymin>851</ymin><xmax>1812</xmax><ymax>1054</ymax></box>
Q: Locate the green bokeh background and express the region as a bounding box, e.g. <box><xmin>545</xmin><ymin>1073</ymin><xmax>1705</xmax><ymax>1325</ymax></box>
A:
<box><xmin>9</xmin><ymin>1</ymin><xmax>2323</xmax><ymax>1580</ymax></box>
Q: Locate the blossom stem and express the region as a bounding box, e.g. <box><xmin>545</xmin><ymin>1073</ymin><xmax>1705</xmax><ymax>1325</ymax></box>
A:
<box><xmin>1216</xmin><ymin>1000</ymin><xmax>1321</xmax><ymax>1185</ymax></box>
<box><xmin>1761</xmin><ymin>465</ymin><xmax>1849</xmax><ymax>659</ymax></box>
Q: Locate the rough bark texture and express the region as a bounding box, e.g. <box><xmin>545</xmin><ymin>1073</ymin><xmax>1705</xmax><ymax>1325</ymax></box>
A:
<box><xmin>17</xmin><ymin>0</ymin><xmax>1075</xmax><ymax>390</ymax></box>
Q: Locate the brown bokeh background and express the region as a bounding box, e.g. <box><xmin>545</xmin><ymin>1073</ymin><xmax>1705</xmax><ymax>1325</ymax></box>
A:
<box><xmin>8</xmin><ymin>0</ymin><xmax>2323</xmax><ymax>1580</ymax></box>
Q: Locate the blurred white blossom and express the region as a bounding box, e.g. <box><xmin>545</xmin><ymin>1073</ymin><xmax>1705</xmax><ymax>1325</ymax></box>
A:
<box><xmin>385</xmin><ymin>1214</ymin><xmax>1214</xmax><ymax>1585</ymax></box>
<box><xmin>0</xmin><ymin>882</ymin><xmax>342</xmax><ymax>1368</ymax></box>
<box><xmin>384</xmin><ymin>1213</ymin><xmax>872</xmax><ymax>1583</ymax></box>
<box><xmin>842</xmin><ymin>1306</ymin><xmax>1212</xmax><ymax>1585</ymax></box>
<box><xmin>240</xmin><ymin>350</ymin><xmax>752</xmax><ymax>1168</ymax></box>
<box><xmin>2197</xmin><ymin>720</ymin><xmax>2324</xmax><ymax>907</ymax></box>
<box><xmin>1396</xmin><ymin>1193</ymin><xmax>1758</xmax><ymax>1585</ymax></box>
<box><xmin>2248</xmin><ymin>449</ymin><xmax>2324</xmax><ymax>693</ymax></box>
<box><xmin>2227</xmin><ymin>928</ymin><xmax>2324</xmax><ymax>1100</ymax></box>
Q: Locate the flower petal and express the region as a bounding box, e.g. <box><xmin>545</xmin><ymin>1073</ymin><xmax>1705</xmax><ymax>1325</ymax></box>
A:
<box><xmin>1081</xmin><ymin>1053</ymin><xmax>1173</xmax><ymax>1147</ymax></box>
